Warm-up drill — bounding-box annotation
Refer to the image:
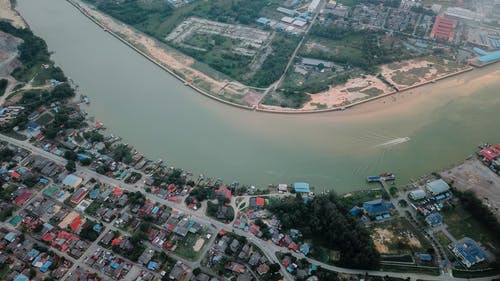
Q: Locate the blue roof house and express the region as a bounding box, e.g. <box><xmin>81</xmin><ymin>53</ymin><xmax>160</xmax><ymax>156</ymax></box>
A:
<box><xmin>425</xmin><ymin>213</ymin><xmax>443</xmax><ymax>226</ymax></box>
<box><xmin>293</xmin><ymin>182</ymin><xmax>310</xmax><ymax>193</ymax></box>
<box><xmin>418</xmin><ymin>253</ymin><xmax>432</xmax><ymax>261</ymax></box>
<box><xmin>13</xmin><ymin>274</ymin><xmax>29</xmax><ymax>281</ymax></box>
<box><xmin>362</xmin><ymin>199</ymin><xmax>394</xmax><ymax>217</ymax></box>
<box><xmin>452</xmin><ymin>238</ymin><xmax>488</xmax><ymax>268</ymax></box>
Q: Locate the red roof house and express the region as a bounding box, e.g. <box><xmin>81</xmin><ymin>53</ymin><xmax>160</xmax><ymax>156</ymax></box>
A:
<box><xmin>256</xmin><ymin>197</ymin><xmax>265</xmax><ymax>207</ymax></box>
<box><xmin>480</xmin><ymin>145</ymin><xmax>500</xmax><ymax>162</ymax></box>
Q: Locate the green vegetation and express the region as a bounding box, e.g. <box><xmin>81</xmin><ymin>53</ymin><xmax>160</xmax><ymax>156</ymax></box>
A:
<box><xmin>0</xmin><ymin>79</ymin><xmax>7</xmax><ymax>96</ymax></box>
<box><xmin>174</xmin><ymin>232</ymin><xmax>206</xmax><ymax>260</ymax></box>
<box><xmin>380</xmin><ymin>264</ymin><xmax>440</xmax><ymax>275</ymax></box>
<box><xmin>304</xmin><ymin>26</ymin><xmax>412</xmax><ymax>73</ymax></box>
<box><xmin>86</xmin><ymin>0</ymin><xmax>296</xmax><ymax>87</ymax></box>
<box><xmin>337</xmin><ymin>189</ymin><xmax>389</xmax><ymax>209</ymax></box>
<box><xmin>111</xmin><ymin>144</ymin><xmax>133</xmax><ymax>164</ymax></box>
<box><xmin>0</xmin><ymin>206</ymin><xmax>14</xmax><ymax>222</ymax></box>
<box><xmin>79</xmin><ymin>221</ymin><xmax>102</xmax><ymax>241</ymax></box>
<box><xmin>452</xmin><ymin>268</ymin><xmax>500</xmax><ymax>278</ymax></box>
<box><xmin>261</xmin><ymin>89</ymin><xmax>311</xmax><ymax>109</ymax></box>
<box><xmin>206</xmin><ymin>200</ymin><xmax>235</xmax><ymax>222</ymax></box>
<box><xmin>268</xmin><ymin>194</ymin><xmax>380</xmax><ymax>269</ymax></box>
<box><xmin>0</xmin><ymin>263</ymin><xmax>9</xmax><ymax>280</ymax></box>
<box><xmin>88</xmin><ymin>0</ymin><xmax>173</xmax><ymax>26</ymax></box>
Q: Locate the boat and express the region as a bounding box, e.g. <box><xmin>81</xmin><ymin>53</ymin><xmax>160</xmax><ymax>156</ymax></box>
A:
<box><xmin>367</xmin><ymin>173</ymin><xmax>395</xmax><ymax>182</ymax></box>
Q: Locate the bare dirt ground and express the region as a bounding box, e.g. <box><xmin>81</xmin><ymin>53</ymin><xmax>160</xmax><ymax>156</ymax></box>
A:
<box><xmin>192</xmin><ymin>238</ymin><xmax>204</xmax><ymax>252</ymax></box>
<box><xmin>372</xmin><ymin>228</ymin><xmax>394</xmax><ymax>254</ymax></box>
<box><xmin>302</xmin><ymin>75</ymin><xmax>392</xmax><ymax>110</ymax></box>
<box><xmin>440</xmin><ymin>159</ymin><xmax>500</xmax><ymax>221</ymax></box>
<box><xmin>0</xmin><ymin>30</ymin><xmax>23</xmax><ymax>105</ymax></box>
<box><xmin>74</xmin><ymin>0</ymin><xmax>260</xmax><ymax>107</ymax></box>
<box><xmin>0</xmin><ymin>0</ymin><xmax>27</xmax><ymax>29</ymax></box>
<box><xmin>380</xmin><ymin>58</ymin><xmax>469</xmax><ymax>89</ymax></box>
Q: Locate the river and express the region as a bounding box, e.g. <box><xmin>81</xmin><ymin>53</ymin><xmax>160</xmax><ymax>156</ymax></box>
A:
<box><xmin>16</xmin><ymin>0</ymin><xmax>500</xmax><ymax>193</ymax></box>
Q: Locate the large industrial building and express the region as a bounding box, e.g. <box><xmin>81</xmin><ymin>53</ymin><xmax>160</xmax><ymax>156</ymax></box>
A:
<box><xmin>429</xmin><ymin>16</ymin><xmax>457</xmax><ymax>42</ymax></box>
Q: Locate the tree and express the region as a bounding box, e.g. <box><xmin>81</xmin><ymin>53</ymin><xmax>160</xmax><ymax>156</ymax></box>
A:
<box><xmin>0</xmin><ymin>148</ymin><xmax>14</xmax><ymax>162</ymax></box>
<box><xmin>64</xmin><ymin>150</ymin><xmax>78</xmax><ymax>161</ymax></box>
<box><xmin>80</xmin><ymin>157</ymin><xmax>92</xmax><ymax>166</ymax></box>
<box><xmin>65</xmin><ymin>160</ymin><xmax>76</xmax><ymax>172</ymax></box>
<box><xmin>192</xmin><ymin>267</ymin><xmax>201</xmax><ymax>276</ymax></box>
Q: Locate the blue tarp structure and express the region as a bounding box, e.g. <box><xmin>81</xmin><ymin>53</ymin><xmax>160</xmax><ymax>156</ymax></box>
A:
<box><xmin>13</xmin><ymin>274</ymin><xmax>29</xmax><ymax>281</ymax></box>
<box><xmin>147</xmin><ymin>261</ymin><xmax>158</xmax><ymax>270</ymax></box>
<box><xmin>419</xmin><ymin>253</ymin><xmax>432</xmax><ymax>261</ymax></box>
<box><xmin>40</xmin><ymin>260</ymin><xmax>52</xmax><ymax>273</ymax></box>
<box><xmin>293</xmin><ymin>182</ymin><xmax>310</xmax><ymax>193</ymax></box>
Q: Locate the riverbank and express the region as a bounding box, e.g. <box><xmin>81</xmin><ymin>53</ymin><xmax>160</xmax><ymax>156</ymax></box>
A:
<box><xmin>65</xmin><ymin>0</ymin><xmax>485</xmax><ymax>115</ymax></box>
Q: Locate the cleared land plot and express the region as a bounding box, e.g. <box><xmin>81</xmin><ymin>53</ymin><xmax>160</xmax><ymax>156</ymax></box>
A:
<box><xmin>370</xmin><ymin>218</ymin><xmax>429</xmax><ymax>255</ymax></box>
<box><xmin>166</xmin><ymin>18</ymin><xmax>271</xmax><ymax>53</ymax></box>
<box><xmin>380</xmin><ymin>57</ymin><xmax>466</xmax><ymax>89</ymax></box>
<box><xmin>303</xmin><ymin>75</ymin><xmax>392</xmax><ymax>109</ymax></box>
<box><xmin>166</xmin><ymin>18</ymin><xmax>271</xmax><ymax>78</ymax></box>
<box><xmin>440</xmin><ymin>159</ymin><xmax>500</xmax><ymax>221</ymax></box>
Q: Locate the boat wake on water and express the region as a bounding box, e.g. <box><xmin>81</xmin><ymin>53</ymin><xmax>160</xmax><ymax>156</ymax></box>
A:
<box><xmin>374</xmin><ymin>137</ymin><xmax>411</xmax><ymax>148</ymax></box>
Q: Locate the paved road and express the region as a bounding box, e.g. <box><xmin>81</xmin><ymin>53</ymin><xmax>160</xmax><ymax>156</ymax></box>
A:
<box><xmin>2</xmin><ymin>133</ymin><xmax>500</xmax><ymax>281</ymax></box>
<box><xmin>258</xmin><ymin>0</ymin><xmax>325</xmax><ymax>105</ymax></box>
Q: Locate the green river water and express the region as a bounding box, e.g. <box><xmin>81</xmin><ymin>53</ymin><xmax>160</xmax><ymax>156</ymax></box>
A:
<box><xmin>16</xmin><ymin>0</ymin><xmax>500</xmax><ymax>193</ymax></box>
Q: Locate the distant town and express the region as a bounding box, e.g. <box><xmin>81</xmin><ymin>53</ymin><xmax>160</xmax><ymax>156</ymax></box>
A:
<box><xmin>65</xmin><ymin>0</ymin><xmax>500</xmax><ymax>112</ymax></box>
<box><xmin>0</xmin><ymin>0</ymin><xmax>500</xmax><ymax>281</ymax></box>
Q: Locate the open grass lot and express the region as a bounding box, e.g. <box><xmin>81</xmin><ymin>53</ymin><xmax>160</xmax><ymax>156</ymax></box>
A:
<box><xmin>338</xmin><ymin>189</ymin><xmax>389</xmax><ymax>208</ymax></box>
<box><xmin>174</xmin><ymin>231</ymin><xmax>207</xmax><ymax>261</ymax></box>
<box><xmin>390</xmin><ymin>68</ymin><xmax>428</xmax><ymax>86</ymax></box>
<box><xmin>35</xmin><ymin>112</ymin><xmax>53</xmax><ymax>126</ymax></box>
<box><xmin>441</xmin><ymin>202</ymin><xmax>500</xmax><ymax>250</ymax></box>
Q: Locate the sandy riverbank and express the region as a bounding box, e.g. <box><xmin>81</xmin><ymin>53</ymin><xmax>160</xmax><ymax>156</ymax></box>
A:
<box><xmin>56</xmin><ymin>0</ymin><xmax>498</xmax><ymax>115</ymax></box>
<box><xmin>324</xmin><ymin>64</ymin><xmax>500</xmax><ymax>120</ymax></box>
<box><xmin>0</xmin><ymin>0</ymin><xmax>27</xmax><ymax>29</ymax></box>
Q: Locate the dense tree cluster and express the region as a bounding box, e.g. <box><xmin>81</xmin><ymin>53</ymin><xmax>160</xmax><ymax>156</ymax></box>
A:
<box><xmin>192</xmin><ymin>0</ymin><xmax>270</xmax><ymax>25</ymax></box>
<box><xmin>267</xmin><ymin>194</ymin><xmax>380</xmax><ymax>269</ymax></box>
<box><xmin>89</xmin><ymin>0</ymin><xmax>173</xmax><ymax>26</ymax></box>
<box><xmin>111</xmin><ymin>144</ymin><xmax>133</xmax><ymax>164</ymax></box>
<box><xmin>249</xmin><ymin>36</ymin><xmax>299</xmax><ymax>87</ymax></box>
<box><xmin>309</xmin><ymin>26</ymin><xmax>413</xmax><ymax>73</ymax></box>
<box><xmin>0</xmin><ymin>79</ymin><xmax>7</xmax><ymax>96</ymax></box>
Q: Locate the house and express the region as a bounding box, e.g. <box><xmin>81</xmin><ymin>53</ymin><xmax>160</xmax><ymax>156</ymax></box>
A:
<box><xmin>426</xmin><ymin>179</ymin><xmax>450</xmax><ymax>195</ymax></box>
<box><xmin>452</xmin><ymin>238</ymin><xmax>488</xmax><ymax>268</ymax></box>
<box><xmin>362</xmin><ymin>199</ymin><xmax>394</xmax><ymax>217</ymax></box>
<box><xmin>257</xmin><ymin>263</ymin><xmax>270</xmax><ymax>275</ymax></box>
<box><xmin>70</xmin><ymin>188</ymin><xmax>89</xmax><ymax>204</ymax></box>
<box><xmin>409</xmin><ymin>189</ymin><xmax>427</xmax><ymax>200</ymax></box>
<box><xmin>425</xmin><ymin>213</ymin><xmax>443</xmax><ymax>227</ymax></box>
<box><xmin>225</xmin><ymin>262</ymin><xmax>246</xmax><ymax>273</ymax></box>
<box><xmin>169</xmin><ymin>262</ymin><xmax>187</xmax><ymax>280</ymax></box>
<box><xmin>293</xmin><ymin>182</ymin><xmax>310</xmax><ymax>194</ymax></box>
<box><xmin>229</xmin><ymin>239</ymin><xmax>240</xmax><ymax>252</ymax></box>
<box><xmin>215</xmin><ymin>185</ymin><xmax>231</xmax><ymax>199</ymax></box>
<box><xmin>249</xmin><ymin>252</ymin><xmax>261</xmax><ymax>266</ymax></box>
<box><xmin>418</xmin><ymin>253</ymin><xmax>432</xmax><ymax>262</ymax></box>
<box><xmin>62</xmin><ymin>174</ymin><xmax>83</xmax><ymax>189</ymax></box>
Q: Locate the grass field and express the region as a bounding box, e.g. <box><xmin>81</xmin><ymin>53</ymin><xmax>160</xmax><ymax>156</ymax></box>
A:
<box><xmin>174</xmin><ymin>232</ymin><xmax>207</xmax><ymax>261</ymax></box>
<box><xmin>441</xmin><ymin>203</ymin><xmax>499</xmax><ymax>250</ymax></box>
